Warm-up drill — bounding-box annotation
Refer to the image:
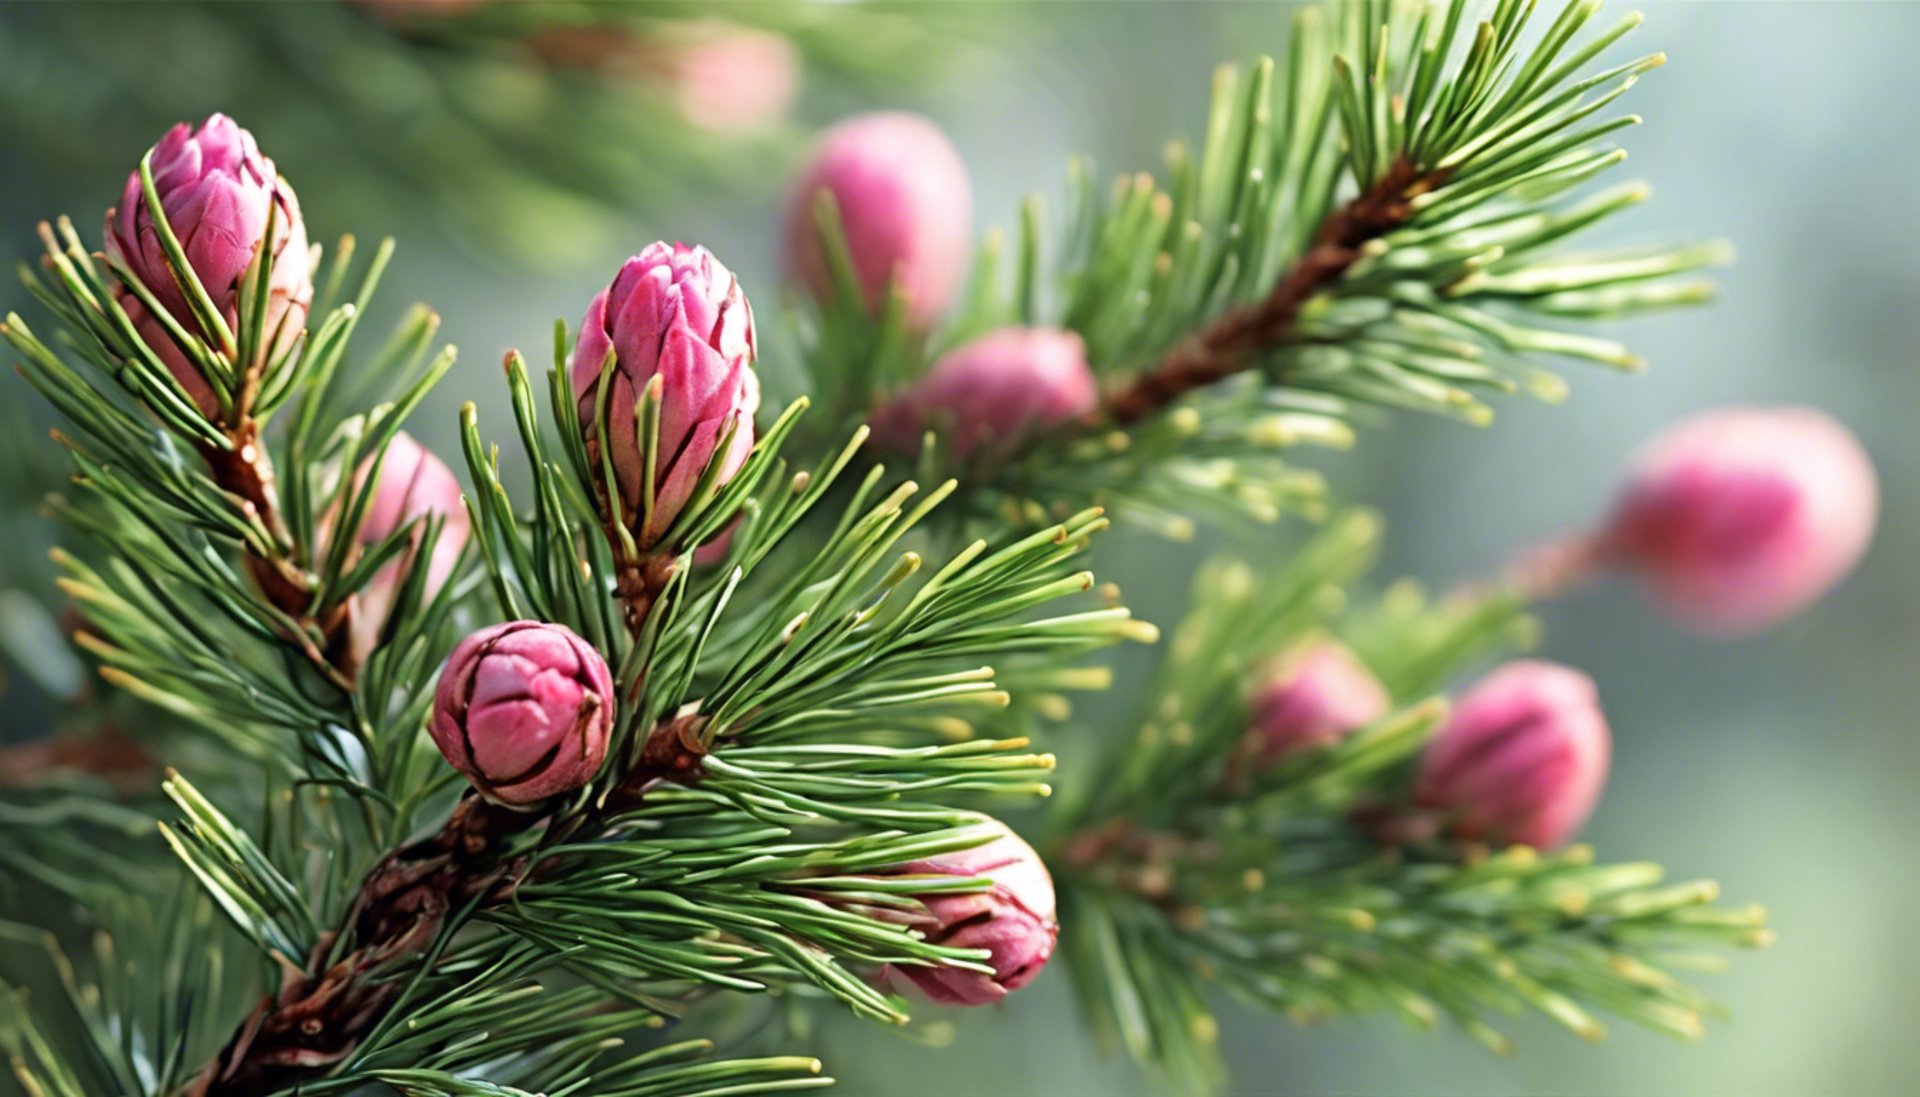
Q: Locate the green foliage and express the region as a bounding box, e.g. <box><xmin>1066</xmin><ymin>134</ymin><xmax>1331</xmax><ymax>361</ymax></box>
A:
<box><xmin>0</xmin><ymin>886</ymin><xmax>246</xmax><ymax>1097</ymax></box>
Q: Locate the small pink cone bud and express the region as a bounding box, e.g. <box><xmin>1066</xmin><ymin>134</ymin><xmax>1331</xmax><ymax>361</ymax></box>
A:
<box><xmin>877</xmin><ymin>821</ymin><xmax>1058</xmax><ymax>1006</ymax></box>
<box><xmin>569</xmin><ymin>243</ymin><xmax>761</xmax><ymax>547</ymax></box>
<box><xmin>784</xmin><ymin>112</ymin><xmax>972</xmax><ymax>330</ymax></box>
<box><xmin>1247</xmin><ymin>641</ymin><xmax>1391</xmax><ymax>765</ymax></box>
<box><xmin>874</xmin><ymin>327</ymin><xmax>1097</xmax><ymax>459</ymax></box>
<box><xmin>350</xmin><ymin>433</ymin><xmax>470</xmax><ymax>654</ymax></box>
<box><xmin>104</xmin><ymin>113</ymin><xmax>311</xmax><ymax>418</ymax></box>
<box><xmin>654</xmin><ymin>23</ymin><xmax>800</xmax><ymax>134</ymax></box>
<box><xmin>1415</xmin><ymin>660</ymin><xmax>1611</xmax><ymax>850</ymax></box>
<box><xmin>429</xmin><ymin>621</ymin><xmax>614</xmax><ymax>806</ymax></box>
<box><xmin>1598</xmin><ymin>406</ymin><xmax>1878</xmax><ymax>636</ymax></box>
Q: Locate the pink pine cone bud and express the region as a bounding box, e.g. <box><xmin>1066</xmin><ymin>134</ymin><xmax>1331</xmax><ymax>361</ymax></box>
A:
<box><xmin>878</xmin><ymin>821</ymin><xmax>1058</xmax><ymax>1006</ymax></box>
<box><xmin>104</xmin><ymin>113</ymin><xmax>312</xmax><ymax>418</ymax></box>
<box><xmin>1248</xmin><ymin>641</ymin><xmax>1391</xmax><ymax>765</ymax></box>
<box><xmin>350</xmin><ymin>433</ymin><xmax>470</xmax><ymax>653</ymax></box>
<box><xmin>655</xmin><ymin>23</ymin><xmax>800</xmax><ymax>134</ymax></box>
<box><xmin>569</xmin><ymin>243</ymin><xmax>761</xmax><ymax>547</ymax></box>
<box><xmin>1599</xmin><ymin>406</ymin><xmax>1878</xmax><ymax>636</ymax></box>
<box><xmin>430</xmin><ymin>621</ymin><xmax>614</xmax><ymax>806</ymax></box>
<box><xmin>784</xmin><ymin>112</ymin><xmax>972</xmax><ymax>330</ymax></box>
<box><xmin>875</xmin><ymin>327</ymin><xmax>1097</xmax><ymax>459</ymax></box>
<box><xmin>1415</xmin><ymin>660</ymin><xmax>1611</xmax><ymax>850</ymax></box>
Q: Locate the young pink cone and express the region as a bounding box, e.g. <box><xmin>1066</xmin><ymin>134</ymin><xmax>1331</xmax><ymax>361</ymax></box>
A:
<box><xmin>1415</xmin><ymin>660</ymin><xmax>1611</xmax><ymax>850</ymax></box>
<box><xmin>104</xmin><ymin>113</ymin><xmax>311</xmax><ymax>419</ymax></box>
<box><xmin>1598</xmin><ymin>406</ymin><xmax>1878</xmax><ymax>636</ymax></box>
<box><xmin>430</xmin><ymin>621</ymin><xmax>614</xmax><ymax>807</ymax></box>
<box><xmin>876</xmin><ymin>820</ymin><xmax>1058</xmax><ymax>1006</ymax></box>
<box><xmin>569</xmin><ymin>243</ymin><xmax>761</xmax><ymax>548</ymax></box>
<box><xmin>1247</xmin><ymin>640</ymin><xmax>1391</xmax><ymax>766</ymax></box>
<box><xmin>349</xmin><ymin>432</ymin><xmax>470</xmax><ymax>655</ymax></box>
<box><xmin>874</xmin><ymin>326</ymin><xmax>1097</xmax><ymax>459</ymax></box>
<box><xmin>653</xmin><ymin>23</ymin><xmax>800</xmax><ymax>133</ymax></box>
<box><xmin>784</xmin><ymin>112</ymin><xmax>972</xmax><ymax>330</ymax></box>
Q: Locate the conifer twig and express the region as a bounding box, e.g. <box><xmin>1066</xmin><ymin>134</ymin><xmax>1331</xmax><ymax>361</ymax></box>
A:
<box><xmin>200</xmin><ymin>418</ymin><xmax>357</xmax><ymax>688</ymax></box>
<box><xmin>1100</xmin><ymin>156</ymin><xmax>1446</xmax><ymax>425</ymax></box>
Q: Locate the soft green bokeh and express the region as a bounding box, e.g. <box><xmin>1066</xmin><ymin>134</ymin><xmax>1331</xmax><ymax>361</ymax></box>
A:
<box><xmin>1</xmin><ymin>3</ymin><xmax>1912</xmax><ymax>1094</ymax></box>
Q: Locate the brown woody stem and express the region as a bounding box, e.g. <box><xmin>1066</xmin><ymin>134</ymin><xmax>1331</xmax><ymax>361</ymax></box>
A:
<box><xmin>189</xmin><ymin>796</ymin><xmax>533</xmax><ymax>1097</ymax></box>
<box><xmin>189</xmin><ymin>718</ymin><xmax>711</xmax><ymax>1095</ymax></box>
<box><xmin>614</xmin><ymin>551</ymin><xmax>679</xmax><ymax>639</ymax></box>
<box><xmin>1097</xmin><ymin>157</ymin><xmax>1444</xmax><ymax>426</ymax></box>
<box><xmin>200</xmin><ymin>419</ymin><xmax>357</xmax><ymax>689</ymax></box>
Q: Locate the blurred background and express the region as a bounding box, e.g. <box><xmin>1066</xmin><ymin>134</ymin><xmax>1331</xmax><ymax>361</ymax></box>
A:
<box><xmin>0</xmin><ymin>2</ymin><xmax>1913</xmax><ymax>1094</ymax></box>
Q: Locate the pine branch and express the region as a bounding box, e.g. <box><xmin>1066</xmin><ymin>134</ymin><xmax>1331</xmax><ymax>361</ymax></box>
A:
<box><xmin>167</xmin><ymin>332</ymin><xmax>1144</xmax><ymax>1093</ymax></box>
<box><xmin>9</xmin><ymin>221</ymin><xmax>475</xmax><ymax>807</ymax></box>
<box><xmin>1047</xmin><ymin>514</ymin><xmax>1764</xmax><ymax>1092</ymax></box>
<box><xmin>1101</xmin><ymin>156</ymin><xmax>1443</xmax><ymax>424</ymax></box>
<box><xmin>796</xmin><ymin>0</ymin><xmax>1720</xmax><ymax>537</ymax></box>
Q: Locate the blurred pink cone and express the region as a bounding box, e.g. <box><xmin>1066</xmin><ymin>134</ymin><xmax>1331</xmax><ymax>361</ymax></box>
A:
<box><xmin>875</xmin><ymin>820</ymin><xmax>1058</xmax><ymax>1006</ymax></box>
<box><xmin>655</xmin><ymin>23</ymin><xmax>799</xmax><ymax>133</ymax></box>
<box><xmin>874</xmin><ymin>326</ymin><xmax>1096</xmax><ymax>459</ymax></box>
<box><xmin>1599</xmin><ymin>406</ymin><xmax>1877</xmax><ymax>635</ymax></box>
<box><xmin>784</xmin><ymin>112</ymin><xmax>972</xmax><ymax>330</ymax></box>
<box><xmin>1247</xmin><ymin>641</ymin><xmax>1391</xmax><ymax>766</ymax></box>
<box><xmin>1415</xmin><ymin>660</ymin><xmax>1611</xmax><ymax>850</ymax></box>
<box><xmin>349</xmin><ymin>432</ymin><xmax>470</xmax><ymax>656</ymax></box>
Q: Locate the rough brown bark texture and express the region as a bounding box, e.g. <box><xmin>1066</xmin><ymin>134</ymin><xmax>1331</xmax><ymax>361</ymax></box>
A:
<box><xmin>190</xmin><ymin>796</ymin><xmax>530</xmax><ymax>1096</ymax></box>
<box><xmin>188</xmin><ymin>724</ymin><xmax>711</xmax><ymax>1096</ymax></box>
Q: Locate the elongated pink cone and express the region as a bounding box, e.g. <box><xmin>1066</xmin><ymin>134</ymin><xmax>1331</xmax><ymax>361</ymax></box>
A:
<box><xmin>350</xmin><ymin>433</ymin><xmax>470</xmax><ymax>655</ymax></box>
<box><xmin>784</xmin><ymin>112</ymin><xmax>972</xmax><ymax>330</ymax></box>
<box><xmin>1598</xmin><ymin>406</ymin><xmax>1878</xmax><ymax>636</ymax></box>
<box><xmin>874</xmin><ymin>327</ymin><xmax>1097</xmax><ymax>460</ymax></box>
<box><xmin>876</xmin><ymin>820</ymin><xmax>1058</xmax><ymax>1006</ymax></box>
<box><xmin>104</xmin><ymin>113</ymin><xmax>311</xmax><ymax>418</ymax></box>
<box><xmin>1248</xmin><ymin>641</ymin><xmax>1391</xmax><ymax>766</ymax></box>
<box><xmin>1415</xmin><ymin>660</ymin><xmax>1610</xmax><ymax>850</ymax></box>
<box><xmin>430</xmin><ymin>621</ymin><xmax>614</xmax><ymax>806</ymax></box>
<box><xmin>569</xmin><ymin>243</ymin><xmax>760</xmax><ymax>547</ymax></box>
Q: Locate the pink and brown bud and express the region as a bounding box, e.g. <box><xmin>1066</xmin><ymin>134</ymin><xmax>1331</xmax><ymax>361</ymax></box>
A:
<box><xmin>569</xmin><ymin>243</ymin><xmax>760</xmax><ymax>548</ymax></box>
<box><xmin>1598</xmin><ymin>406</ymin><xmax>1878</xmax><ymax>636</ymax></box>
<box><xmin>874</xmin><ymin>326</ymin><xmax>1097</xmax><ymax>460</ymax></box>
<box><xmin>1247</xmin><ymin>641</ymin><xmax>1391</xmax><ymax>766</ymax></box>
<box><xmin>1414</xmin><ymin>660</ymin><xmax>1610</xmax><ymax>850</ymax></box>
<box><xmin>784</xmin><ymin>112</ymin><xmax>972</xmax><ymax>330</ymax></box>
<box><xmin>104</xmin><ymin>113</ymin><xmax>311</xmax><ymax>418</ymax></box>
<box><xmin>349</xmin><ymin>432</ymin><xmax>470</xmax><ymax>654</ymax></box>
<box><xmin>877</xmin><ymin>820</ymin><xmax>1058</xmax><ymax>1006</ymax></box>
<box><xmin>429</xmin><ymin>621</ymin><xmax>614</xmax><ymax>807</ymax></box>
